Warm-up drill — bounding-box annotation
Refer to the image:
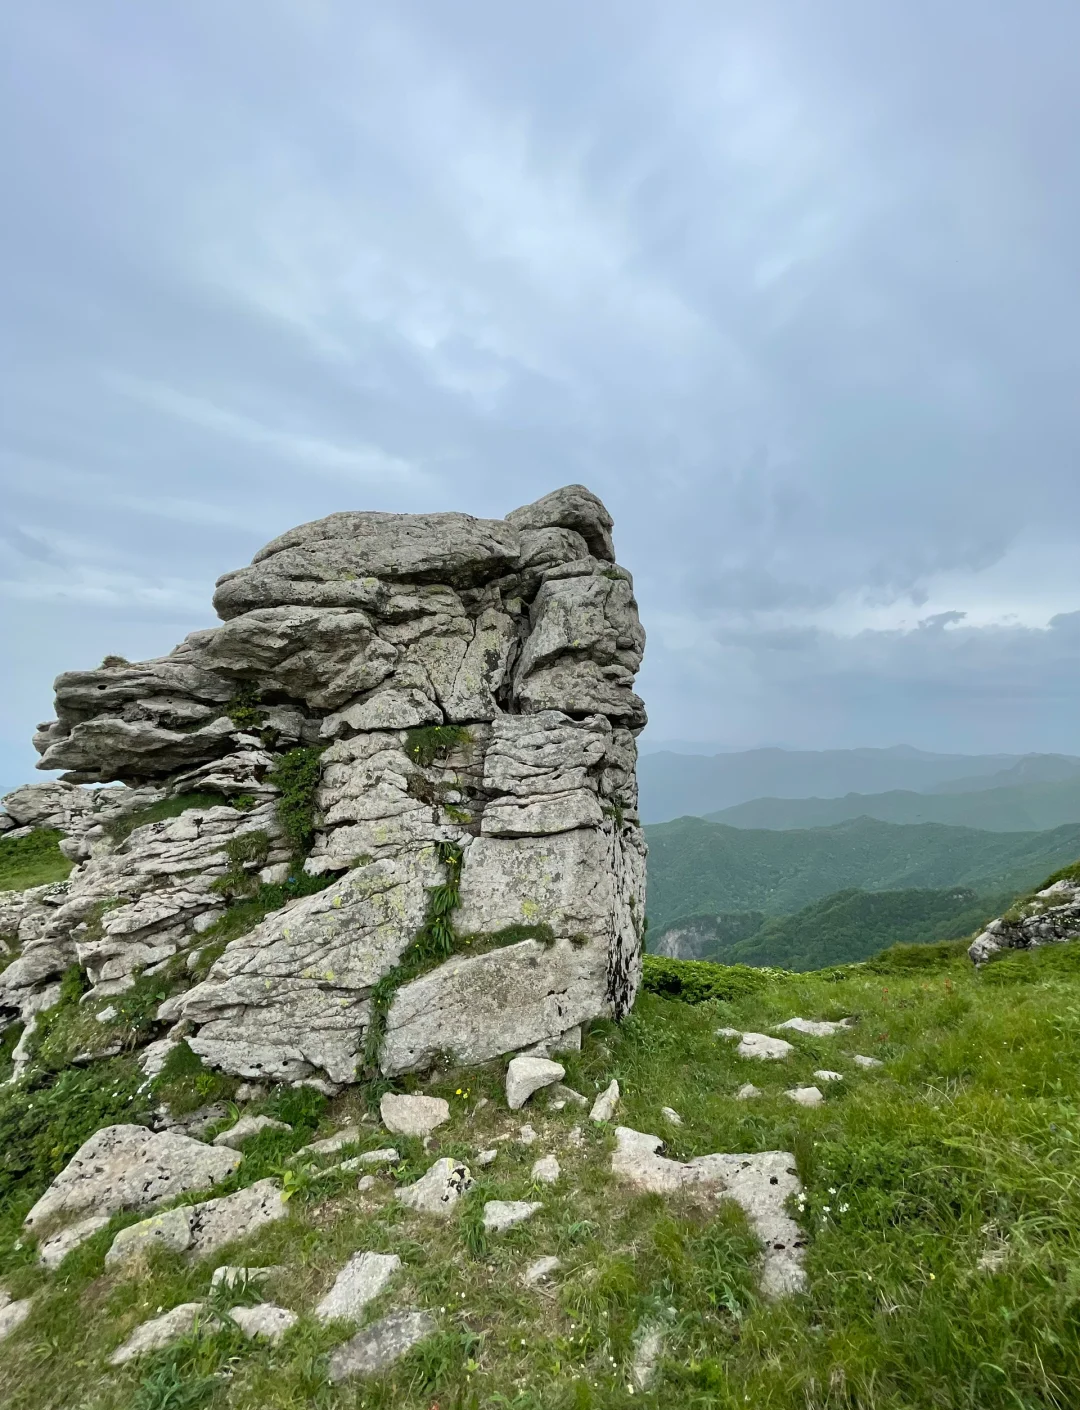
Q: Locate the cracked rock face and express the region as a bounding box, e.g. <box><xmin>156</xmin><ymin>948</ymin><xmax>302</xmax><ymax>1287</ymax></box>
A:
<box><xmin>8</xmin><ymin>485</ymin><xmax>646</xmax><ymax>1086</ymax></box>
<box><xmin>969</xmin><ymin>878</ymin><xmax>1080</xmax><ymax>963</ymax></box>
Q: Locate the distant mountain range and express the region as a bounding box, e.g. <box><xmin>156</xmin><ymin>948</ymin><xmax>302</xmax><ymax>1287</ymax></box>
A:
<box><xmin>643</xmin><ymin>814</ymin><xmax>1080</xmax><ymax>928</ymax></box>
<box><xmin>707</xmin><ymin>776</ymin><xmax>1080</xmax><ymax>833</ymax></box>
<box><xmin>638</xmin><ymin>745</ymin><xmax>1080</xmax><ymax>823</ymax></box>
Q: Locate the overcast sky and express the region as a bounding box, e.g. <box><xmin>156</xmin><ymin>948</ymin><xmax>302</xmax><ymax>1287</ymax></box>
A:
<box><xmin>3</xmin><ymin>0</ymin><xmax>1079</xmax><ymax>789</ymax></box>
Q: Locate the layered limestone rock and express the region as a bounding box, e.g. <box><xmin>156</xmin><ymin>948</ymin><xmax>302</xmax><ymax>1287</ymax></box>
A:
<box><xmin>3</xmin><ymin>485</ymin><xmax>646</xmax><ymax>1086</ymax></box>
<box><xmin>968</xmin><ymin>876</ymin><xmax>1080</xmax><ymax>963</ymax></box>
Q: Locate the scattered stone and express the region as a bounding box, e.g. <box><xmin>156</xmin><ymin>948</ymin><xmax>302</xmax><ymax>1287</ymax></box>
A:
<box><xmin>531</xmin><ymin>1155</ymin><xmax>561</xmax><ymax>1185</ymax></box>
<box><xmin>106</xmin><ymin>1178</ymin><xmax>286</xmax><ymax>1267</ymax></box>
<box><xmin>506</xmin><ymin>1055</ymin><xmax>566</xmax><ymax>1110</ymax></box>
<box><xmin>212</xmin><ymin>1115</ymin><xmax>291</xmax><ymax>1148</ymax></box>
<box><xmin>210</xmin><ymin>1265</ymin><xmax>282</xmax><ymax>1289</ymax></box>
<box><xmin>296</xmin><ymin>1126</ymin><xmax>362</xmax><ymax>1158</ymax></box>
<box><xmin>379</xmin><ymin>1093</ymin><xmax>450</xmax><ymax>1138</ymax></box>
<box><xmin>235</xmin><ymin>1082</ymin><xmax>268</xmax><ymax>1103</ymax></box>
<box><xmin>155</xmin><ymin>1102</ymin><xmax>231</xmax><ymax>1140</ymax></box>
<box><xmin>567</xmin><ymin>1125</ymin><xmax>584</xmax><ymax>1147</ymax></box>
<box><xmin>814</xmin><ymin>1070</ymin><xmax>843</xmax><ymax>1083</ymax></box>
<box><xmin>610</xmin><ymin>1127</ymin><xmax>806</xmax><ymax>1297</ymax></box>
<box><xmin>328</xmin><ymin>1309</ymin><xmax>437</xmax><ymax>1382</ymax></box>
<box><xmin>552</xmin><ymin>1084</ymin><xmax>589</xmax><ymax>1107</ymax></box>
<box><xmin>0</xmin><ymin>1295</ymin><xmax>33</xmax><ymax>1342</ymax></box>
<box><xmin>339</xmin><ymin>1148</ymin><xmax>400</xmax><ymax>1171</ymax></box>
<box><xmin>396</xmin><ymin>1159</ymin><xmax>472</xmax><ymax>1219</ymax></box>
<box><xmin>138</xmin><ymin>1037</ymin><xmax>179</xmax><ymax>1079</ymax></box>
<box><xmin>316</xmin><ymin>1251</ymin><xmax>402</xmax><ymax>1324</ymax></box>
<box><xmin>632</xmin><ymin>1322</ymin><xmax>665</xmax><ymax>1391</ymax></box>
<box><xmin>24</xmin><ymin>1125</ymin><xmax>241</xmax><ymax>1233</ymax></box>
<box><xmin>549</xmin><ymin>1100</ymin><xmax>566</xmax><ymax>1111</ymax></box>
<box><xmin>716</xmin><ymin>1027</ymin><xmax>742</xmax><ymax>1039</ymax></box>
<box><xmin>785</xmin><ymin>1086</ymin><xmax>824</xmax><ymax>1108</ymax></box>
<box><xmin>230</xmin><ymin>1303</ymin><xmax>297</xmax><ymax>1343</ymax></box>
<box><xmin>518</xmin><ymin>1124</ymin><xmax>538</xmax><ymax>1146</ymax></box>
<box><xmin>523</xmin><ymin>1254</ymin><xmax>562</xmax><ymax>1286</ymax></box>
<box><xmin>94</xmin><ymin>1005</ymin><xmax>118</xmax><ymax>1023</ymax></box>
<box><xmin>661</xmin><ymin>1106</ymin><xmax>683</xmax><ymax>1125</ymax></box>
<box><xmin>37</xmin><ymin>1213</ymin><xmax>111</xmax><ymax>1269</ymax></box>
<box><xmin>476</xmin><ymin>1148</ymin><xmax>498</xmax><ymax>1168</ymax></box>
<box><xmin>590</xmin><ymin>1079</ymin><xmax>620</xmax><ymax>1122</ymax></box>
<box><xmin>357</xmin><ymin>1175</ymin><xmax>377</xmax><ymax>1193</ymax></box>
<box><xmin>483</xmin><ymin>1200</ymin><xmax>543</xmax><ymax>1233</ymax></box>
<box><xmin>777</xmin><ymin>1017</ymin><xmax>856</xmax><ymax>1038</ymax></box>
<box><xmin>109</xmin><ymin>1303</ymin><xmax>207</xmax><ymax>1365</ymax></box>
<box><xmin>737</xmin><ymin>1033</ymin><xmax>794</xmax><ymax>1061</ymax></box>
<box><xmin>853</xmin><ymin>1054</ymin><xmax>883</xmax><ymax>1069</ymax></box>
<box><xmin>735</xmin><ymin>1083</ymin><xmax>762</xmax><ymax>1100</ymax></box>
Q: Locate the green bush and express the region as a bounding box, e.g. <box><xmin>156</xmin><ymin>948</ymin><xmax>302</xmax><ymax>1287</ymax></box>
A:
<box><xmin>268</xmin><ymin>747</ymin><xmax>325</xmax><ymax>855</ymax></box>
<box><xmin>641</xmin><ymin>953</ymin><xmax>779</xmax><ymax>1004</ymax></box>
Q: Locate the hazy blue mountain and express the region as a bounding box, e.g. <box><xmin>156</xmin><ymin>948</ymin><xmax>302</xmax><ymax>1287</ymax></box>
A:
<box><xmin>705</xmin><ymin>777</ymin><xmax>1080</xmax><ymax>833</ymax></box>
<box><xmin>637</xmin><ymin>745</ymin><xmax>1046</xmax><ymax>822</ymax></box>
<box><xmin>643</xmin><ymin>814</ymin><xmax>1080</xmax><ymax>928</ymax></box>
<box><xmin>927</xmin><ymin>754</ymin><xmax>1080</xmax><ymax>794</ymax></box>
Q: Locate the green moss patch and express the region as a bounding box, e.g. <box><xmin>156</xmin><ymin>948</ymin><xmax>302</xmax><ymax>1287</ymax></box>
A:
<box><xmin>403</xmin><ymin>725</ymin><xmax>472</xmax><ymax>768</ymax></box>
<box><xmin>0</xmin><ymin>828</ymin><xmax>72</xmax><ymax>892</ymax></box>
<box><xmin>268</xmin><ymin>747</ymin><xmax>325</xmax><ymax>855</ymax></box>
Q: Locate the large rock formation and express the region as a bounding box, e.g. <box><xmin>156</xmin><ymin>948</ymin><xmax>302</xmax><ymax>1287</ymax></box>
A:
<box><xmin>968</xmin><ymin>875</ymin><xmax>1080</xmax><ymax>963</ymax></box>
<box><xmin>2</xmin><ymin>486</ymin><xmax>647</xmax><ymax>1087</ymax></box>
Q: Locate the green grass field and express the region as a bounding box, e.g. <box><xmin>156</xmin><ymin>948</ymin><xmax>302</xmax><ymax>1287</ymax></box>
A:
<box><xmin>2</xmin><ymin>925</ymin><xmax>1080</xmax><ymax>1408</ymax></box>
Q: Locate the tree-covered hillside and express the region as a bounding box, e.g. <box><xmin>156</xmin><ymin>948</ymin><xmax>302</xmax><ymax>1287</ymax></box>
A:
<box><xmin>644</xmin><ymin>815</ymin><xmax>1080</xmax><ymax>928</ymax></box>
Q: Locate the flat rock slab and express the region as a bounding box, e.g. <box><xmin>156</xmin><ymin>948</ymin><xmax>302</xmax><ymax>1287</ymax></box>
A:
<box><xmin>661</xmin><ymin>1107</ymin><xmax>683</xmax><ymax>1125</ymax></box>
<box><xmin>632</xmin><ymin>1323</ymin><xmax>665</xmax><ymax>1392</ymax></box>
<box><xmin>316</xmin><ymin>1251</ymin><xmax>402</xmax><ymax>1323</ymax></box>
<box><xmin>506</xmin><ymin>1056</ymin><xmax>565</xmax><ymax>1110</ymax></box>
<box><xmin>106</xmin><ymin>1178</ymin><xmax>286</xmax><ymax>1267</ymax></box>
<box><xmin>853</xmin><ymin>1054</ymin><xmax>883</xmax><ymax>1069</ymax></box>
<box><xmin>213</xmin><ymin>1115</ymin><xmax>292</xmax><ymax>1148</ymax></box>
<box><xmin>339</xmin><ymin>1148</ymin><xmax>400</xmax><ymax>1171</ymax></box>
<box><xmin>814</xmin><ymin>1070</ymin><xmax>843</xmax><ymax>1083</ymax></box>
<box><xmin>210</xmin><ymin>1265</ymin><xmax>283</xmax><ymax>1289</ymax></box>
<box><xmin>735</xmin><ymin>1084</ymin><xmax>762</xmax><ymax>1100</ymax></box>
<box><xmin>777</xmin><ymin>1017</ymin><xmax>856</xmax><ymax>1038</ymax></box>
<box><xmin>37</xmin><ymin>1213</ymin><xmax>111</xmax><ymax>1269</ymax></box>
<box><xmin>380</xmin><ymin>1093</ymin><xmax>450</xmax><ymax>1138</ymax></box>
<box><xmin>476</xmin><ymin>1148</ymin><xmax>498</xmax><ymax>1167</ymax></box>
<box><xmin>483</xmin><ymin>1200</ymin><xmax>543</xmax><ymax>1233</ymax></box>
<box><xmin>328</xmin><ymin>1309</ymin><xmax>437</xmax><ymax>1382</ymax></box>
<box><xmin>231</xmin><ymin>1303</ymin><xmax>297</xmax><ymax>1343</ymax></box>
<box><xmin>25</xmin><ymin>1124</ymin><xmax>242</xmax><ymax>1231</ymax></box>
<box><xmin>396</xmin><ymin>1159</ymin><xmax>472</xmax><ymax>1218</ymax></box>
<box><xmin>737</xmin><ymin>1033</ymin><xmax>794</xmax><ymax>1061</ymax></box>
<box><xmin>0</xmin><ymin>1295</ymin><xmax>33</xmax><ymax>1342</ymax></box>
<box><xmin>590</xmin><ymin>1079</ymin><xmax>620</xmax><ymax>1122</ymax></box>
<box><xmin>296</xmin><ymin>1126</ymin><xmax>363</xmax><ymax>1158</ymax></box>
<box><xmin>785</xmin><ymin>1086</ymin><xmax>824</xmax><ymax>1108</ymax></box>
<box><xmin>110</xmin><ymin>1303</ymin><xmax>207</xmax><ymax>1365</ymax></box>
<box><xmin>611</xmin><ymin>1127</ymin><xmax>806</xmax><ymax>1298</ymax></box>
<box><xmin>523</xmin><ymin>1254</ymin><xmax>562</xmax><ymax>1286</ymax></box>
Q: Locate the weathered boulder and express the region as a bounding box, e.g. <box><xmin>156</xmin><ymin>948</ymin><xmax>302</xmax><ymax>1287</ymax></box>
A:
<box><xmin>327</xmin><ymin>1309</ymin><xmax>437</xmax><ymax>1382</ymax></box>
<box><xmin>18</xmin><ymin>486</ymin><xmax>645</xmax><ymax>1085</ymax></box>
<box><xmin>379</xmin><ymin>1093</ymin><xmax>449</xmax><ymax>1138</ymax></box>
<box><xmin>24</xmin><ymin>1125</ymin><xmax>241</xmax><ymax>1233</ymax></box>
<box><xmin>104</xmin><ymin>1178</ymin><xmax>287</xmax><ymax>1266</ymax></box>
<box><xmin>315</xmin><ymin>1250</ymin><xmax>402</xmax><ymax>1323</ymax></box>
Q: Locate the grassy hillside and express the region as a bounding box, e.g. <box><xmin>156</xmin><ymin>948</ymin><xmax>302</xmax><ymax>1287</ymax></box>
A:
<box><xmin>644</xmin><ymin>815</ymin><xmax>1080</xmax><ymax>928</ymax></box>
<box><xmin>4</xmin><ymin>925</ymin><xmax>1080</xmax><ymax>1407</ymax></box>
<box><xmin>706</xmin><ymin>777</ymin><xmax>1080</xmax><ymax>832</ymax></box>
<box><xmin>653</xmin><ymin>887</ymin><xmax>1010</xmax><ymax>971</ymax></box>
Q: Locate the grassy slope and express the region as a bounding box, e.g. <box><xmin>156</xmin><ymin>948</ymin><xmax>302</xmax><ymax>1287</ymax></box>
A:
<box><xmin>706</xmin><ymin>776</ymin><xmax>1080</xmax><ymax>832</ymax></box>
<box><xmin>644</xmin><ymin>814</ymin><xmax>1080</xmax><ymax>926</ymax></box>
<box><xmin>653</xmin><ymin>886</ymin><xmax>1010</xmax><ymax>971</ymax></box>
<box><xmin>2</xmin><ymin>931</ymin><xmax>1080</xmax><ymax>1408</ymax></box>
<box><xmin>0</xmin><ymin>830</ymin><xmax>72</xmax><ymax>893</ymax></box>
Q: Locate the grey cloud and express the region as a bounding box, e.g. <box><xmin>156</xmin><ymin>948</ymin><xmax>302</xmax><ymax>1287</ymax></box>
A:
<box><xmin>1</xmin><ymin>0</ymin><xmax>1079</xmax><ymax>788</ymax></box>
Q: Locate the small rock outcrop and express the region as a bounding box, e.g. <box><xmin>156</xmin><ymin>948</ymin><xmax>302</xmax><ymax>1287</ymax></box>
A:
<box><xmin>969</xmin><ymin>877</ymin><xmax>1080</xmax><ymax>963</ymax></box>
<box><xmin>2</xmin><ymin>485</ymin><xmax>646</xmax><ymax>1087</ymax></box>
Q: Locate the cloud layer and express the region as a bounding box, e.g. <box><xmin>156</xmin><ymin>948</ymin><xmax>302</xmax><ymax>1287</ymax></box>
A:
<box><xmin>3</xmin><ymin>0</ymin><xmax>1079</xmax><ymax>787</ymax></box>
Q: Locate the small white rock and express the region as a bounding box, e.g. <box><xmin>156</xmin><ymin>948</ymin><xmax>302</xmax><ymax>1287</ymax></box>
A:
<box><xmin>506</xmin><ymin>1056</ymin><xmax>565</xmax><ymax>1110</ymax></box>
<box><xmin>295</xmin><ymin>1126</ymin><xmax>362</xmax><ymax>1158</ymax></box>
<box><xmin>814</xmin><ymin>1070</ymin><xmax>844</xmax><ymax>1083</ymax></box>
<box><xmin>210</xmin><ymin>1265</ymin><xmax>282</xmax><ymax>1289</ymax></box>
<box><xmin>109</xmin><ymin>1303</ymin><xmax>207</xmax><ymax>1365</ymax></box>
<box><xmin>737</xmin><ymin>1033</ymin><xmax>794</xmax><ymax>1061</ymax></box>
<box><xmin>531</xmin><ymin>1155</ymin><xmax>561</xmax><ymax>1185</ymax></box>
<box><xmin>661</xmin><ymin>1106</ymin><xmax>683</xmax><ymax>1125</ymax></box>
<box><xmin>396</xmin><ymin>1159</ymin><xmax>472</xmax><ymax>1219</ymax></box>
<box><xmin>212</xmin><ymin>1115</ymin><xmax>291</xmax><ymax>1148</ymax></box>
<box><xmin>476</xmin><ymin>1148</ymin><xmax>498</xmax><ymax>1167</ymax></box>
<box><xmin>735</xmin><ymin>1083</ymin><xmax>762</xmax><ymax>1100</ymax></box>
<box><xmin>339</xmin><ymin>1148</ymin><xmax>400</xmax><ymax>1171</ymax></box>
<box><xmin>380</xmin><ymin>1093</ymin><xmax>450</xmax><ymax>1138</ymax></box>
<box><xmin>777</xmin><ymin>1017</ymin><xmax>857</xmax><ymax>1038</ymax></box>
<box><xmin>94</xmin><ymin>1005</ymin><xmax>118</xmax><ymax>1023</ymax></box>
<box><xmin>315</xmin><ymin>1251</ymin><xmax>402</xmax><ymax>1324</ymax></box>
<box><xmin>518</xmin><ymin>1124</ymin><xmax>538</xmax><ymax>1147</ymax></box>
<box><xmin>522</xmin><ymin>1254</ymin><xmax>562</xmax><ymax>1286</ymax></box>
<box><xmin>483</xmin><ymin>1200</ymin><xmax>543</xmax><ymax>1233</ymax></box>
<box><xmin>0</xmin><ymin>1295</ymin><xmax>33</xmax><ymax>1342</ymax></box>
<box><xmin>357</xmin><ymin>1175</ymin><xmax>377</xmax><ymax>1193</ymax></box>
<box><xmin>716</xmin><ymin>1027</ymin><xmax>742</xmax><ymax>1039</ymax></box>
<box><xmin>785</xmin><ymin>1086</ymin><xmax>824</xmax><ymax>1108</ymax></box>
<box><xmin>590</xmin><ymin>1079</ymin><xmax>620</xmax><ymax>1123</ymax></box>
<box><xmin>231</xmin><ymin>1303</ymin><xmax>297</xmax><ymax>1343</ymax></box>
<box><xmin>552</xmin><ymin>1084</ymin><xmax>589</xmax><ymax>1107</ymax></box>
<box><xmin>853</xmin><ymin>1054</ymin><xmax>883</xmax><ymax>1069</ymax></box>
